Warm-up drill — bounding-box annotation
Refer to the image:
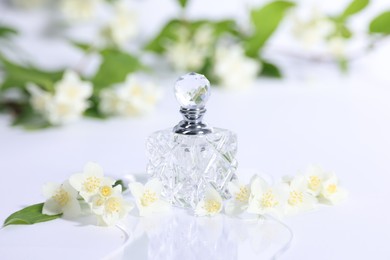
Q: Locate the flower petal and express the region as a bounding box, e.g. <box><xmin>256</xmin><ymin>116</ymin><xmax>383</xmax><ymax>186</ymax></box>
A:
<box><xmin>42</xmin><ymin>199</ymin><xmax>62</xmax><ymax>215</ymax></box>
<box><xmin>129</xmin><ymin>182</ymin><xmax>145</xmax><ymax>199</ymax></box>
<box><xmin>42</xmin><ymin>182</ymin><xmax>61</xmax><ymax>199</ymax></box>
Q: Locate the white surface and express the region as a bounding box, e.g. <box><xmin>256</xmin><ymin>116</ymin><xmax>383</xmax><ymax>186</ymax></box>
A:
<box><xmin>1</xmin><ymin>0</ymin><xmax>390</xmax><ymax>259</ymax></box>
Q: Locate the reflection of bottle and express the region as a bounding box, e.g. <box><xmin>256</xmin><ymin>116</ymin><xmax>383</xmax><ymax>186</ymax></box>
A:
<box><xmin>146</xmin><ymin>72</ymin><xmax>238</xmax><ymax>209</ymax></box>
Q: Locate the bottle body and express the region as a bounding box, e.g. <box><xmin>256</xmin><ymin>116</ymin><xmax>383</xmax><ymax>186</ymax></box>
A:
<box><xmin>146</xmin><ymin>127</ymin><xmax>238</xmax><ymax>209</ymax></box>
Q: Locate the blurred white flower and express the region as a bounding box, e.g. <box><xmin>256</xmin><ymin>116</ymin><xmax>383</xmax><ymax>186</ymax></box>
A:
<box><xmin>284</xmin><ymin>175</ymin><xmax>317</xmax><ymax>216</ymax></box>
<box><xmin>225</xmin><ymin>178</ymin><xmax>252</xmax><ymax>216</ymax></box>
<box><xmin>99</xmin><ymin>74</ymin><xmax>161</xmax><ymax>117</ymax></box>
<box><xmin>213</xmin><ymin>44</ymin><xmax>260</xmax><ymax>90</ymax></box>
<box><xmin>195</xmin><ymin>186</ymin><xmax>223</xmax><ymax>217</ymax></box>
<box><xmin>27</xmin><ymin>83</ymin><xmax>52</xmax><ymax>113</ymax></box>
<box><xmin>61</xmin><ymin>0</ymin><xmax>101</xmax><ymax>21</ymax></box>
<box><xmin>27</xmin><ymin>70</ymin><xmax>92</xmax><ymax>125</ymax></box>
<box><xmin>45</xmin><ymin>99</ymin><xmax>88</xmax><ymax>125</ymax></box>
<box><xmin>247</xmin><ymin>177</ymin><xmax>288</xmax><ymax>218</ymax></box>
<box><xmin>291</xmin><ymin>8</ymin><xmax>335</xmax><ymax>48</ymax></box>
<box><xmin>303</xmin><ymin>165</ymin><xmax>327</xmax><ymax>196</ymax></box>
<box><xmin>42</xmin><ymin>180</ymin><xmax>81</xmax><ymax>218</ymax></box>
<box><xmin>165</xmin><ymin>25</ymin><xmax>213</xmax><ymax>71</ymax></box>
<box><xmin>320</xmin><ymin>173</ymin><xmax>348</xmax><ymax>205</ymax></box>
<box><xmin>55</xmin><ymin>70</ymin><xmax>93</xmax><ymax>103</ymax></box>
<box><xmin>104</xmin><ymin>1</ymin><xmax>138</xmax><ymax>47</ymax></box>
<box><xmin>129</xmin><ymin>178</ymin><xmax>170</xmax><ymax>217</ymax></box>
<box><xmin>69</xmin><ymin>162</ymin><xmax>114</xmax><ymax>202</ymax></box>
<box><xmin>96</xmin><ymin>195</ymin><xmax>134</xmax><ymax>226</ymax></box>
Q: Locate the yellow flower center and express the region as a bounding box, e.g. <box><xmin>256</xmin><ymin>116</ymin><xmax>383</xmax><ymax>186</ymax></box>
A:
<box><xmin>100</xmin><ymin>186</ymin><xmax>112</xmax><ymax>197</ymax></box>
<box><xmin>235</xmin><ymin>186</ymin><xmax>249</xmax><ymax>203</ymax></box>
<box><xmin>140</xmin><ymin>189</ymin><xmax>158</xmax><ymax>207</ymax></box>
<box><xmin>326</xmin><ymin>184</ymin><xmax>338</xmax><ymax>194</ymax></box>
<box><xmin>308</xmin><ymin>176</ymin><xmax>321</xmax><ymax>191</ymax></box>
<box><xmin>105</xmin><ymin>197</ymin><xmax>121</xmax><ymax>213</ymax></box>
<box><xmin>52</xmin><ymin>189</ymin><xmax>69</xmax><ymax>207</ymax></box>
<box><xmin>84</xmin><ymin>176</ymin><xmax>101</xmax><ymax>193</ymax></box>
<box><xmin>288</xmin><ymin>190</ymin><xmax>303</xmax><ymax>206</ymax></box>
<box><xmin>260</xmin><ymin>190</ymin><xmax>279</xmax><ymax>208</ymax></box>
<box><xmin>204</xmin><ymin>200</ymin><xmax>221</xmax><ymax>214</ymax></box>
<box><xmin>66</xmin><ymin>86</ymin><xmax>80</xmax><ymax>99</ymax></box>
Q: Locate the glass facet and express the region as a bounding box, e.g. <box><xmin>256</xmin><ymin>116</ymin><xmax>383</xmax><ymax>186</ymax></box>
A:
<box><xmin>146</xmin><ymin>128</ymin><xmax>238</xmax><ymax>208</ymax></box>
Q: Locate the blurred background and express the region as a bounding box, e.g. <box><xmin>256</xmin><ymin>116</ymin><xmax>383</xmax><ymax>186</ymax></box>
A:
<box><xmin>1</xmin><ymin>0</ymin><xmax>390</xmax><ymax>258</ymax></box>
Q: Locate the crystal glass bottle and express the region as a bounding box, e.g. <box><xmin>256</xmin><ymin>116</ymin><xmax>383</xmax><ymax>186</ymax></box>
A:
<box><xmin>146</xmin><ymin>72</ymin><xmax>238</xmax><ymax>209</ymax></box>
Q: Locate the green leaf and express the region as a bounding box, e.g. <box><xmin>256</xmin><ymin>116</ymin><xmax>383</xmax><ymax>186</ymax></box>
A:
<box><xmin>369</xmin><ymin>11</ymin><xmax>390</xmax><ymax>34</ymax></box>
<box><xmin>92</xmin><ymin>49</ymin><xmax>144</xmax><ymax>92</ymax></box>
<box><xmin>83</xmin><ymin>96</ymin><xmax>107</xmax><ymax>119</ymax></box>
<box><xmin>11</xmin><ymin>104</ymin><xmax>52</xmax><ymax>130</ymax></box>
<box><xmin>178</xmin><ymin>0</ymin><xmax>188</xmax><ymax>8</ymax></box>
<box><xmin>0</xmin><ymin>56</ymin><xmax>63</xmax><ymax>92</ymax></box>
<box><xmin>338</xmin><ymin>58</ymin><xmax>349</xmax><ymax>73</ymax></box>
<box><xmin>113</xmin><ymin>180</ymin><xmax>128</xmax><ymax>192</ymax></box>
<box><xmin>0</xmin><ymin>25</ymin><xmax>17</xmax><ymax>38</ymax></box>
<box><xmin>4</xmin><ymin>203</ymin><xmax>61</xmax><ymax>226</ymax></box>
<box><xmin>340</xmin><ymin>0</ymin><xmax>369</xmax><ymax>20</ymax></box>
<box><xmin>260</xmin><ymin>60</ymin><xmax>282</xmax><ymax>78</ymax></box>
<box><xmin>144</xmin><ymin>20</ymin><xmax>182</xmax><ymax>54</ymax></box>
<box><xmin>245</xmin><ymin>0</ymin><xmax>295</xmax><ymax>57</ymax></box>
<box><xmin>71</xmin><ymin>41</ymin><xmax>93</xmax><ymax>52</ymax></box>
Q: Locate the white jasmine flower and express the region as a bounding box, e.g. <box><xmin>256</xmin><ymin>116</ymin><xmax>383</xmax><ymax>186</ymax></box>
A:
<box><xmin>195</xmin><ymin>186</ymin><xmax>223</xmax><ymax>217</ymax></box>
<box><xmin>61</xmin><ymin>0</ymin><xmax>101</xmax><ymax>21</ymax></box>
<box><xmin>225</xmin><ymin>178</ymin><xmax>252</xmax><ymax>216</ymax></box>
<box><xmin>26</xmin><ymin>83</ymin><xmax>52</xmax><ymax>113</ymax></box>
<box><xmin>96</xmin><ymin>195</ymin><xmax>134</xmax><ymax>226</ymax></box>
<box><xmin>129</xmin><ymin>178</ymin><xmax>170</xmax><ymax>217</ymax></box>
<box><xmin>26</xmin><ymin>71</ymin><xmax>92</xmax><ymax>125</ymax></box>
<box><xmin>99</xmin><ymin>75</ymin><xmax>161</xmax><ymax>116</ymax></box>
<box><xmin>247</xmin><ymin>177</ymin><xmax>288</xmax><ymax>218</ymax></box>
<box><xmin>45</xmin><ymin>99</ymin><xmax>89</xmax><ymax>125</ymax></box>
<box><xmin>320</xmin><ymin>173</ymin><xmax>348</xmax><ymax>205</ymax></box>
<box><xmin>104</xmin><ymin>1</ymin><xmax>137</xmax><ymax>47</ymax></box>
<box><xmin>214</xmin><ymin>44</ymin><xmax>260</xmax><ymax>90</ymax></box>
<box><xmin>291</xmin><ymin>8</ymin><xmax>335</xmax><ymax>49</ymax></box>
<box><xmin>165</xmin><ymin>25</ymin><xmax>212</xmax><ymax>71</ymax></box>
<box><xmin>42</xmin><ymin>180</ymin><xmax>81</xmax><ymax>218</ymax></box>
<box><xmin>69</xmin><ymin>162</ymin><xmax>114</xmax><ymax>202</ymax></box>
<box><xmin>284</xmin><ymin>175</ymin><xmax>317</xmax><ymax>216</ymax></box>
<box><xmin>90</xmin><ymin>181</ymin><xmax>122</xmax><ymax>214</ymax></box>
<box><xmin>303</xmin><ymin>165</ymin><xmax>327</xmax><ymax>196</ymax></box>
<box><xmin>54</xmin><ymin>70</ymin><xmax>93</xmax><ymax>103</ymax></box>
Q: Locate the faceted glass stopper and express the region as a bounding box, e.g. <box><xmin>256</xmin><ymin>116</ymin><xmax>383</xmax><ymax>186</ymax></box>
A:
<box><xmin>174</xmin><ymin>72</ymin><xmax>211</xmax><ymax>109</ymax></box>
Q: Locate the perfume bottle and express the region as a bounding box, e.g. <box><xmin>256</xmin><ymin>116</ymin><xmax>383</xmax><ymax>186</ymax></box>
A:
<box><xmin>146</xmin><ymin>72</ymin><xmax>238</xmax><ymax>209</ymax></box>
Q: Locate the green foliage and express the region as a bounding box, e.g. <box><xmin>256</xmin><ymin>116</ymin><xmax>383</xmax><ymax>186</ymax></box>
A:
<box><xmin>178</xmin><ymin>0</ymin><xmax>189</xmax><ymax>8</ymax></box>
<box><xmin>0</xmin><ymin>25</ymin><xmax>17</xmax><ymax>38</ymax></box>
<box><xmin>260</xmin><ymin>60</ymin><xmax>282</xmax><ymax>78</ymax></box>
<box><xmin>245</xmin><ymin>0</ymin><xmax>295</xmax><ymax>58</ymax></box>
<box><xmin>340</xmin><ymin>0</ymin><xmax>369</xmax><ymax>20</ymax></box>
<box><xmin>369</xmin><ymin>11</ymin><xmax>390</xmax><ymax>34</ymax></box>
<box><xmin>4</xmin><ymin>203</ymin><xmax>61</xmax><ymax>226</ymax></box>
<box><xmin>0</xmin><ymin>56</ymin><xmax>63</xmax><ymax>92</ymax></box>
<box><xmin>84</xmin><ymin>96</ymin><xmax>107</xmax><ymax>119</ymax></box>
<box><xmin>10</xmin><ymin>103</ymin><xmax>52</xmax><ymax>130</ymax></box>
<box><xmin>92</xmin><ymin>49</ymin><xmax>144</xmax><ymax>92</ymax></box>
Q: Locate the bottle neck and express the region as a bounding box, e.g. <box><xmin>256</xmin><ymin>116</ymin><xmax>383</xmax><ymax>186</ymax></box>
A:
<box><xmin>173</xmin><ymin>107</ymin><xmax>213</xmax><ymax>135</ymax></box>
